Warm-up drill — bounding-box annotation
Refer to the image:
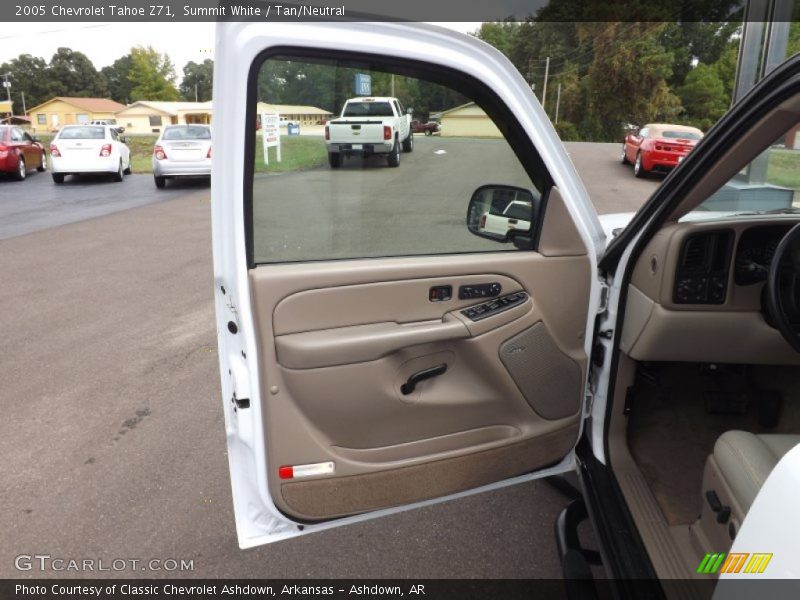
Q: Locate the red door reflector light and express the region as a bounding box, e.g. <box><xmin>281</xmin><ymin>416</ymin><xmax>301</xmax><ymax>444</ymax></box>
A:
<box><xmin>278</xmin><ymin>461</ymin><xmax>335</xmax><ymax>480</ymax></box>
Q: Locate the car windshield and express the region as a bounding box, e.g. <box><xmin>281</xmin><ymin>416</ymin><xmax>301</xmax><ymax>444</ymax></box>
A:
<box><xmin>163</xmin><ymin>126</ymin><xmax>211</xmax><ymax>140</ymax></box>
<box><xmin>687</xmin><ymin>122</ymin><xmax>800</xmax><ymax>218</ymax></box>
<box><xmin>661</xmin><ymin>130</ymin><xmax>701</xmax><ymax>140</ymax></box>
<box><xmin>59</xmin><ymin>127</ymin><xmax>105</xmax><ymax>140</ymax></box>
<box><xmin>342</xmin><ymin>102</ymin><xmax>394</xmax><ymax>117</ymax></box>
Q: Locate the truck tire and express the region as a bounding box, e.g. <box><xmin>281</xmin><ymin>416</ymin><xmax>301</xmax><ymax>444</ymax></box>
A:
<box><xmin>329</xmin><ymin>152</ymin><xmax>341</xmax><ymax>168</ymax></box>
<box><xmin>387</xmin><ymin>139</ymin><xmax>400</xmax><ymax>167</ymax></box>
<box><xmin>402</xmin><ymin>132</ymin><xmax>413</xmax><ymax>153</ymax></box>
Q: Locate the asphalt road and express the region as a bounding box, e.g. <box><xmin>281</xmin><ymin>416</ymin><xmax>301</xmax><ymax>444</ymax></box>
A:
<box><xmin>0</xmin><ymin>170</ymin><xmax>208</xmax><ymax>241</ymax></box>
<box><xmin>0</xmin><ymin>142</ymin><xmax>658</xmax><ymax>579</ymax></box>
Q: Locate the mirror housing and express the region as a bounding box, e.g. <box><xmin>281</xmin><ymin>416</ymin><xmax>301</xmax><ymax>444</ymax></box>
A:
<box><xmin>466</xmin><ymin>185</ymin><xmax>538</xmax><ymax>247</ymax></box>
<box><xmin>407</xmin><ymin>107</ymin><xmax>413</xmax><ymax>115</ymax></box>
<box><xmin>116</xmin><ymin>126</ymin><xmax>126</xmax><ymax>134</ymax></box>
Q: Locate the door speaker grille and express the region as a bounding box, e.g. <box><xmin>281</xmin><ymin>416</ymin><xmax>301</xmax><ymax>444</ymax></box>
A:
<box><xmin>499</xmin><ymin>322</ymin><xmax>582</xmax><ymax>420</ymax></box>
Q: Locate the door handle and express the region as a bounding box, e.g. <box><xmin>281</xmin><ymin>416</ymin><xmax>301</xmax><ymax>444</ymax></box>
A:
<box><xmin>401</xmin><ymin>363</ymin><xmax>447</xmax><ymax>395</ymax></box>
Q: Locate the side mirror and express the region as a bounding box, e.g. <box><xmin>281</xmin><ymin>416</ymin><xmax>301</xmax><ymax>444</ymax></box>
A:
<box><xmin>407</xmin><ymin>107</ymin><xmax>414</xmax><ymax>115</ymax></box>
<box><xmin>466</xmin><ymin>185</ymin><xmax>537</xmax><ymax>246</ymax></box>
<box><xmin>31</xmin><ymin>136</ymin><xmax>40</xmax><ymax>143</ymax></box>
<box><xmin>116</xmin><ymin>127</ymin><xmax>126</xmax><ymax>134</ymax></box>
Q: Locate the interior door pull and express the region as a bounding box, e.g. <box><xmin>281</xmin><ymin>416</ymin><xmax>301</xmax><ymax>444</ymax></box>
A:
<box><xmin>401</xmin><ymin>363</ymin><xmax>447</xmax><ymax>395</ymax></box>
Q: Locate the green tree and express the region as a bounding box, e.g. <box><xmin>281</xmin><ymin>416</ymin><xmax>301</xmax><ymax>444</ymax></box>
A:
<box><xmin>179</xmin><ymin>59</ymin><xmax>214</xmax><ymax>102</ymax></box>
<box><xmin>475</xmin><ymin>21</ymin><xmax>520</xmax><ymax>59</ymax></box>
<box><xmin>47</xmin><ymin>47</ymin><xmax>109</xmax><ymax>98</ymax></box>
<box><xmin>101</xmin><ymin>55</ymin><xmax>134</xmax><ymax>104</ymax></box>
<box><xmin>0</xmin><ymin>54</ymin><xmax>51</xmax><ymax>110</ymax></box>
<box><xmin>678</xmin><ymin>63</ymin><xmax>728</xmax><ymax>129</ymax></box>
<box><xmin>712</xmin><ymin>39</ymin><xmax>739</xmax><ymax>102</ymax></box>
<box><xmin>581</xmin><ymin>22</ymin><xmax>680</xmax><ymax>140</ymax></box>
<box><xmin>659</xmin><ymin>21</ymin><xmax>741</xmax><ymax>88</ymax></box>
<box><xmin>127</xmin><ymin>46</ymin><xmax>179</xmax><ymax>101</ymax></box>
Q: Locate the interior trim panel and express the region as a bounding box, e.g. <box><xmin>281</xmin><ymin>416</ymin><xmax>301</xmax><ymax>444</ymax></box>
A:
<box><xmin>250</xmin><ymin>244</ymin><xmax>591</xmax><ymax>519</ymax></box>
<box><xmin>626</xmin><ymin>217</ymin><xmax>800</xmax><ymax>364</ymax></box>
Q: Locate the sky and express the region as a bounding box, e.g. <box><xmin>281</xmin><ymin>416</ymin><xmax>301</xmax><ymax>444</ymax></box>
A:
<box><xmin>0</xmin><ymin>22</ymin><xmax>482</xmax><ymax>71</ymax></box>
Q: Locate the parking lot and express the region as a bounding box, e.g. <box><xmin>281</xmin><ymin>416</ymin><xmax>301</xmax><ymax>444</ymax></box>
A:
<box><xmin>0</xmin><ymin>142</ymin><xmax>659</xmax><ymax>578</ymax></box>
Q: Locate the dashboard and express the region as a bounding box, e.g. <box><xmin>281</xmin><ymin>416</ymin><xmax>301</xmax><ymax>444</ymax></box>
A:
<box><xmin>622</xmin><ymin>217</ymin><xmax>800</xmax><ymax>365</ymax></box>
<box><xmin>672</xmin><ymin>224</ymin><xmax>793</xmax><ymax>304</ymax></box>
<box><xmin>733</xmin><ymin>224</ymin><xmax>792</xmax><ymax>285</ymax></box>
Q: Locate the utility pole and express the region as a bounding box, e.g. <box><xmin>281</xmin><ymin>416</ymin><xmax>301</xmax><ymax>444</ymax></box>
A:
<box><xmin>554</xmin><ymin>83</ymin><xmax>561</xmax><ymax>124</ymax></box>
<box><xmin>2</xmin><ymin>73</ymin><xmax>11</xmax><ymax>103</ymax></box>
<box><xmin>195</xmin><ymin>83</ymin><xmax>198</xmax><ymax>102</ymax></box>
<box><xmin>21</xmin><ymin>91</ymin><xmax>26</xmax><ymax>115</ymax></box>
<box><xmin>390</xmin><ymin>74</ymin><xmax>395</xmax><ymax>97</ymax></box>
<box><xmin>541</xmin><ymin>57</ymin><xmax>550</xmax><ymax>114</ymax></box>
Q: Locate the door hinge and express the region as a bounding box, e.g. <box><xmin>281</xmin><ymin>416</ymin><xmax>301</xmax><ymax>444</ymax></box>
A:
<box><xmin>597</xmin><ymin>280</ymin><xmax>610</xmax><ymax>315</ymax></box>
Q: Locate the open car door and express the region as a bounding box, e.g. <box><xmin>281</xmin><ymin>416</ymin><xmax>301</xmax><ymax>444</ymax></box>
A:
<box><xmin>212</xmin><ymin>21</ymin><xmax>606</xmax><ymax>548</ymax></box>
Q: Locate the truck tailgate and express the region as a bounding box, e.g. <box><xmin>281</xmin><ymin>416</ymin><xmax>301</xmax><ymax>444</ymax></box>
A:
<box><xmin>328</xmin><ymin>121</ymin><xmax>386</xmax><ymax>144</ymax></box>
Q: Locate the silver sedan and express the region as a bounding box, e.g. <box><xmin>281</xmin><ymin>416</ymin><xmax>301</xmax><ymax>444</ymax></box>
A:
<box><xmin>152</xmin><ymin>125</ymin><xmax>212</xmax><ymax>188</ymax></box>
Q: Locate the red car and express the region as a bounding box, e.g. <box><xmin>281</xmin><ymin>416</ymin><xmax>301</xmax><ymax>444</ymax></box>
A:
<box><xmin>622</xmin><ymin>123</ymin><xmax>703</xmax><ymax>178</ymax></box>
<box><xmin>0</xmin><ymin>125</ymin><xmax>47</xmax><ymax>180</ymax></box>
<box><xmin>410</xmin><ymin>119</ymin><xmax>440</xmax><ymax>136</ymax></box>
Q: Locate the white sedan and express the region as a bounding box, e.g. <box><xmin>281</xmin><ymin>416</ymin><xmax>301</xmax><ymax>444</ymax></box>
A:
<box><xmin>152</xmin><ymin>125</ymin><xmax>212</xmax><ymax>189</ymax></box>
<box><xmin>50</xmin><ymin>125</ymin><xmax>131</xmax><ymax>184</ymax></box>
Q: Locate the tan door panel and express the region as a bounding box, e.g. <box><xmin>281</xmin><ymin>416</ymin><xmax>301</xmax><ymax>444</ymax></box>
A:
<box><xmin>250</xmin><ymin>252</ymin><xmax>590</xmax><ymax>520</ymax></box>
<box><xmin>273</xmin><ymin>273</ymin><xmax>525</xmax><ymax>335</ymax></box>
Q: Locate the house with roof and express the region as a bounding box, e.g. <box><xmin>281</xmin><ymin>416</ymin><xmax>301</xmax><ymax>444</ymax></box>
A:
<box><xmin>439</xmin><ymin>101</ymin><xmax>502</xmax><ymax>138</ymax></box>
<box><xmin>26</xmin><ymin>97</ymin><xmax>126</xmax><ymax>133</ymax></box>
<box><xmin>256</xmin><ymin>102</ymin><xmax>333</xmax><ymax>127</ymax></box>
<box><xmin>114</xmin><ymin>101</ymin><xmax>214</xmax><ymax>134</ymax></box>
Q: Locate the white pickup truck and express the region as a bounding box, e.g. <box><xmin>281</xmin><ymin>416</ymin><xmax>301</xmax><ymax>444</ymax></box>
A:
<box><xmin>324</xmin><ymin>96</ymin><xmax>413</xmax><ymax>168</ymax></box>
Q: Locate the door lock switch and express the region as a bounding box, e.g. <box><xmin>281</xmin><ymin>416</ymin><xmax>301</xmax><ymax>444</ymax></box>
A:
<box><xmin>459</xmin><ymin>282</ymin><xmax>501</xmax><ymax>299</ymax></box>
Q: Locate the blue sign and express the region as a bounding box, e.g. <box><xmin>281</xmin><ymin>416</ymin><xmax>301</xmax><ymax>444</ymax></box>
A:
<box><xmin>355</xmin><ymin>73</ymin><xmax>372</xmax><ymax>96</ymax></box>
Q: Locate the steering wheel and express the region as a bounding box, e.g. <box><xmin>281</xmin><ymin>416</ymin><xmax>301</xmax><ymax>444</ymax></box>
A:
<box><xmin>767</xmin><ymin>223</ymin><xmax>800</xmax><ymax>352</ymax></box>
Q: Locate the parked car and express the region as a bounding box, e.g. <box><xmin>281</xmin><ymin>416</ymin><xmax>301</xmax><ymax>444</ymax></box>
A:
<box><xmin>325</xmin><ymin>96</ymin><xmax>412</xmax><ymax>168</ymax></box>
<box><xmin>410</xmin><ymin>119</ymin><xmax>440</xmax><ymax>135</ymax></box>
<box><xmin>152</xmin><ymin>124</ymin><xmax>212</xmax><ymax>189</ymax></box>
<box><xmin>213</xmin><ymin>21</ymin><xmax>800</xmax><ymax>593</ymax></box>
<box><xmin>0</xmin><ymin>125</ymin><xmax>46</xmax><ymax>180</ymax></box>
<box><xmin>49</xmin><ymin>124</ymin><xmax>131</xmax><ymax>184</ymax></box>
<box><xmin>622</xmin><ymin>123</ymin><xmax>704</xmax><ymax>178</ymax></box>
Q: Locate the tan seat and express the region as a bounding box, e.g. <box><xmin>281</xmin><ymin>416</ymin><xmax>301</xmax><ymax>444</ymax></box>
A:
<box><xmin>694</xmin><ymin>431</ymin><xmax>800</xmax><ymax>551</ymax></box>
<box><xmin>714</xmin><ymin>430</ymin><xmax>800</xmax><ymax>512</ymax></box>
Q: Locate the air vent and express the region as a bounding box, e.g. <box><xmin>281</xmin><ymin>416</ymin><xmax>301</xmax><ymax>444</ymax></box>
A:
<box><xmin>674</xmin><ymin>230</ymin><xmax>733</xmax><ymax>305</ymax></box>
<box><xmin>682</xmin><ymin>236</ymin><xmax>710</xmax><ymax>271</ymax></box>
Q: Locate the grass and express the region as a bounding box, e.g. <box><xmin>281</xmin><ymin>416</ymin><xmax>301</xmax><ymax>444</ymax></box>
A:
<box><xmin>253</xmin><ymin>135</ymin><xmax>328</xmax><ymax>174</ymax></box>
<box><xmin>40</xmin><ymin>133</ymin><xmax>328</xmax><ymax>175</ymax></box>
<box><xmin>767</xmin><ymin>148</ymin><xmax>800</xmax><ymax>192</ymax></box>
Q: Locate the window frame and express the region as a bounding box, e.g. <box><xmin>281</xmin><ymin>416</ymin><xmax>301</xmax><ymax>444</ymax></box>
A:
<box><xmin>244</xmin><ymin>47</ymin><xmax>556</xmax><ymax>269</ymax></box>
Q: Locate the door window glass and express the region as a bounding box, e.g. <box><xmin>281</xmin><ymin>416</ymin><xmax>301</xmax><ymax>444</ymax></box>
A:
<box><xmin>250</xmin><ymin>54</ymin><xmax>551</xmax><ymax>264</ymax></box>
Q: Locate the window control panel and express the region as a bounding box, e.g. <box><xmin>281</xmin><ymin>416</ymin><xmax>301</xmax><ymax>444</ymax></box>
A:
<box><xmin>460</xmin><ymin>292</ymin><xmax>528</xmax><ymax>321</ymax></box>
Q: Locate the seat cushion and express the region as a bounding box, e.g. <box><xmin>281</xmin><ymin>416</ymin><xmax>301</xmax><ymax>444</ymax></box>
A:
<box><xmin>714</xmin><ymin>431</ymin><xmax>800</xmax><ymax>511</ymax></box>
